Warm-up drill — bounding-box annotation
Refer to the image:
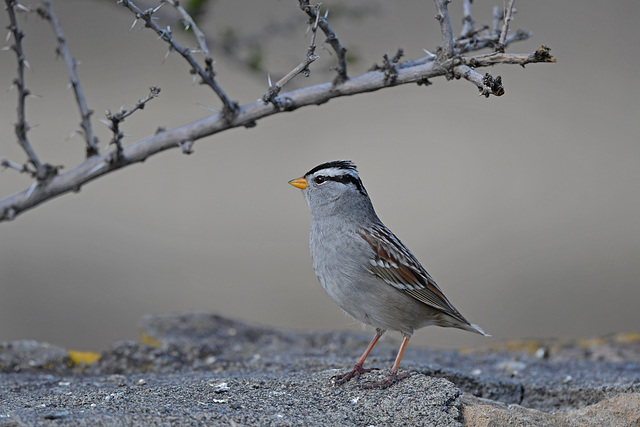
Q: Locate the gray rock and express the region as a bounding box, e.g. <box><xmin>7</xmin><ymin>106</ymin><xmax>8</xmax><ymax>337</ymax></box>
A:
<box><xmin>0</xmin><ymin>370</ymin><xmax>464</xmax><ymax>426</ymax></box>
<box><xmin>462</xmin><ymin>393</ymin><xmax>640</xmax><ymax>426</ymax></box>
<box><xmin>1</xmin><ymin>313</ymin><xmax>639</xmax><ymax>426</ymax></box>
<box><xmin>0</xmin><ymin>340</ymin><xmax>69</xmax><ymax>373</ymax></box>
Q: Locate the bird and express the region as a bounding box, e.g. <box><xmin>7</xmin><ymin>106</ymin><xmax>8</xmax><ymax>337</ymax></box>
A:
<box><xmin>289</xmin><ymin>160</ymin><xmax>489</xmax><ymax>388</ymax></box>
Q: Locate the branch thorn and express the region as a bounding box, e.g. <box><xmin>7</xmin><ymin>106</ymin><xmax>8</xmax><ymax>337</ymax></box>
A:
<box><xmin>423</xmin><ymin>49</ymin><xmax>436</xmax><ymax>59</ymax></box>
<box><xmin>86</xmin><ymin>161</ymin><xmax>106</xmax><ymax>176</ymax></box>
<box><xmin>151</xmin><ymin>3</ymin><xmax>164</xmax><ymax>14</ymax></box>
<box><xmin>15</xmin><ymin>3</ymin><xmax>31</xmax><ymax>13</ymax></box>
<box><xmin>178</xmin><ymin>140</ymin><xmax>194</xmax><ymax>154</ymax></box>
<box><xmin>25</xmin><ymin>181</ymin><xmax>37</xmax><ymax>200</ymax></box>
<box><xmin>196</xmin><ymin>103</ymin><xmax>219</xmax><ymax>113</ymax></box>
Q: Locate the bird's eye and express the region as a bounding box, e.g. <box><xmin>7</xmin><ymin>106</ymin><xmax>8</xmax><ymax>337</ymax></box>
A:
<box><xmin>314</xmin><ymin>175</ymin><xmax>326</xmax><ymax>185</ymax></box>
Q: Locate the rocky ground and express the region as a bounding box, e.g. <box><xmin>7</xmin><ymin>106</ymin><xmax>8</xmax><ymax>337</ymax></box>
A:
<box><xmin>1</xmin><ymin>313</ymin><xmax>639</xmax><ymax>426</ymax></box>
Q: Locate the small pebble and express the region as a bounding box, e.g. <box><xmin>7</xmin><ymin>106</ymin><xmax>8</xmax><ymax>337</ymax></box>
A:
<box><xmin>495</xmin><ymin>360</ymin><xmax>526</xmax><ymax>374</ymax></box>
<box><xmin>212</xmin><ymin>382</ymin><xmax>230</xmax><ymax>393</ymax></box>
<box><xmin>44</xmin><ymin>411</ymin><xmax>69</xmax><ymax>420</ymax></box>
<box><xmin>535</xmin><ymin>347</ymin><xmax>549</xmax><ymax>359</ymax></box>
<box><xmin>107</xmin><ymin>374</ymin><xmax>126</xmax><ymax>387</ymax></box>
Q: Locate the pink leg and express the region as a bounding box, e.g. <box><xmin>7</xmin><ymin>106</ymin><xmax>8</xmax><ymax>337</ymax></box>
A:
<box><xmin>334</xmin><ymin>330</ymin><xmax>382</xmax><ymax>385</ymax></box>
<box><xmin>363</xmin><ymin>335</ymin><xmax>412</xmax><ymax>389</ymax></box>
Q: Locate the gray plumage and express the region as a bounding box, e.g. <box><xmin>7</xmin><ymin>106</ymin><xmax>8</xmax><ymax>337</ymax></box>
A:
<box><xmin>290</xmin><ymin>160</ymin><xmax>488</xmax><ymax>387</ymax></box>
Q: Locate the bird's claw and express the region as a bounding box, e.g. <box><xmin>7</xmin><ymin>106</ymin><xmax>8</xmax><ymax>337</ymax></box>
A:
<box><xmin>332</xmin><ymin>364</ymin><xmax>379</xmax><ymax>385</ymax></box>
<box><xmin>362</xmin><ymin>370</ymin><xmax>412</xmax><ymax>389</ymax></box>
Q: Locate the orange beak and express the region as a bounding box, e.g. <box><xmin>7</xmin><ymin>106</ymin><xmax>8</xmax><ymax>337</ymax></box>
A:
<box><xmin>288</xmin><ymin>177</ymin><xmax>307</xmax><ymax>189</ymax></box>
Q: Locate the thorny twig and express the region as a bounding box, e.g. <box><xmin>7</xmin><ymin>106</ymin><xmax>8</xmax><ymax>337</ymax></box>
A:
<box><xmin>262</xmin><ymin>3</ymin><xmax>322</xmax><ymax>107</ymax></box>
<box><xmin>1</xmin><ymin>158</ymin><xmax>31</xmax><ymax>174</ymax></box>
<box><xmin>299</xmin><ymin>0</ymin><xmax>348</xmax><ymax>85</ymax></box>
<box><xmin>104</xmin><ymin>86</ymin><xmax>161</xmax><ymax>161</ymax></box>
<box><xmin>461</xmin><ymin>0</ymin><xmax>474</xmax><ymax>38</ymax></box>
<box><xmin>369</xmin><ymin>49</ymin><xmax>404</xmax><ymax>86</ymax></box>
<box><xmin>432</xmin><ymin>0</ymin><xmax>548</xmax><ymax>95</ymax></box>
<box><xmin>496</xmin><ymin>0</ymin><xmax>516</xmax><ymax>52</ymax></box>
<box><xmin>37</xmin><ymin>0</ymin><xmax>99</xmax><ymax>157</ymax></box>
<box><xmin>118</xmin><ymin>0</ymin><xmax>239</xmax><ymax>122</ymax></box>
<box><xmin>454</xmin><ymin>65</ymin><xmax>504</xmax><ymax>97</ymax></box>
<box><xmin>456</xmin><ymin>29</ymin><xmax>530</xmax><ymax>55</ymax></box>
<box><xmin>4</xmin><ymin>0</ymin><xmax>57</xmax><ymax>181</ymax></box>
<box><xmin>162</xmin><ymin>0</ymin><xmax>216</xmax><ymax>88</ymax></box>
<box><xmin>491</xmin><ymin>5</ymin><xmax>502</xmax><ymax>37</ymax></box>
<box><xmin>434</xmin><ymin>0</ymin><xmax>455</xmax><ymax>59</ymax></box>
<box><xmin>1</xmin><ymin>1</ymin><xmax>555</xmax><ymax>222</ymax></box>
<box><xmin>462</xmin><ymin>46</ymin><xmax>556</xmax><ymax>68</ymax></box>
<box><xmin>138</xmin><ymin>3</ymin><xmax>380</xmax><ymax>79</ymax></box>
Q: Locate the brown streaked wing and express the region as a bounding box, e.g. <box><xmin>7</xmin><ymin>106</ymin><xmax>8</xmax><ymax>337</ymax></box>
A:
<box><xmin>360</xmin><ymin>225</ymin><xmax>470</xmax><ymax>325</ymax></box>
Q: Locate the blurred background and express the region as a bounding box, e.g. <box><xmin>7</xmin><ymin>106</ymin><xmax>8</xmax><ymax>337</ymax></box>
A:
<box><xmin>1</xmin><ymin>0</ymin><xmax>638</xmax><ymax>351</ymax></box>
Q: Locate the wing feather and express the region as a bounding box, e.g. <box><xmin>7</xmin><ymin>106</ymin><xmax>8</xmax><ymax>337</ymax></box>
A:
<box><xmin>359</xmin><ymin>225</ymin><xmax>470</xmax><ymax>326</ymax></box>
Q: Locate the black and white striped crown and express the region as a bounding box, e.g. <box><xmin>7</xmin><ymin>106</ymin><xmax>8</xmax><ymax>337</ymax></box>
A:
<box><xmin>304</xmin><ymin>160</ymin><xmax>368</xmax><ymax>196</ymax></box>
<box><xmin>305</xmin><ymin>160</ymin><xmax>357</xmax><ymax>177</ymax></box>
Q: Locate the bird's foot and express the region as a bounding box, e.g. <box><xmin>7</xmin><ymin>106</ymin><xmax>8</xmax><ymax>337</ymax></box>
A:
<box><xmin>362</xmin><ymin>370</ymin><xmax>411</xmax><ymax>389</ymax></box>
<box><xmin>332</xmin><ymin>363</ymin><xmax>378</xmax><ymax>385</ymax></box>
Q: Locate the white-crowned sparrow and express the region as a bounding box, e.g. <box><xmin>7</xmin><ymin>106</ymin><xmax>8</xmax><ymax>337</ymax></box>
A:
<box><xmin>289</xmin><ymin>160</ymin><xmax>489</xmax><ymax>388</ymax></box>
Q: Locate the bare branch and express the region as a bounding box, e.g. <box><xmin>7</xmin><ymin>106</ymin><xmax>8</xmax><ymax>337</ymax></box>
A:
<box><xmin>37</xmin><ymin>0</ymin><xmax>99</xmax><ymax>157</ymax></box>
<box><xmin>462</xmin><ymin>46</ymin><xmax>556</xmax><ymax>67</ymax></box>
<box><xmin>368</xmin><ymin>49</ymin><xmax>404</xmax><ymax>86</ymax></box>
<box><xmin>162</xmin><ymin>0</ymin><xmax>211</xmax><ymax>61</ymax></box>
<box><xmin>434</xmin><ymin>0</ymin><xmax>455</xmax><ymax>59</ymax></box>
<box><xmin>454</xmin><ymin>65</ymin><xmax>503</xmax><ymax>97</ymax></box>
<box><xmin>118</xmin><ymin>0</ymin><xmax>238</xmax><ymax>121</ymax></box>
<box><xmin>162</xmin><ymin>0</ymin><xmax>218</xmax><ymax>96</ymax></box>
<box><xmin>452</xmin><ymin>46</ymin><xmax>555</xmax><ymax>96</ymax></box>
<box><xmin>452</xmin><ymin>46</ymin><xmax>555</xmax><ymax>97</ymax></box>
<box><xmin>496</xmin><ymin>0</ymin><xmax>516</xmax><ymax>52</ymax></box>
<box><xmin>4</xmin><ymin>0</ymin><xmax>53</xmax><ymax>181</ymax></box>
<box><xmin>456</xmin><ymin>28</ymin><xmax>531</xmax><ymax>55</ymax></box>
<box><xmin>491</xmin><ymin>6</ymin><xmax>502</xmax><ymax>37</ymax></box>
<box><xmin>0</xmin><ymin>1</ymin><xmax>556</xmax><ymax>222</ymax></box>
<box><xmin>1</xmin><ymin>158</ymin><xmax>31</xmax><ymax>174</ymax></box>
<box><xmin>104</xmin><ymin>86</ymin><xmax>161</xmax><ymax>161</ymax></box>
<box><xmin>261</xmin><ymin>56</ymin><xmax>319</xmax><ymax>107</ymax></box>
<box><xmin>299</xmin><ymin>0</ymin><xmax>349</xmax><ymax>84</ymax></box>
<box><xmin>461</xmin><ymin>0</ymin><xmax>474</xmax><ymax>38</ymax></box>
<box><xmin>263</xmin><ymin>3</ymin><xmax>322</xmax><ymax>106</ymax></box>
<box><xmin>138</xmin><ymin>2</ymin><xmax>378</xmax><ymax>79</ymax></box>
<box><xmin>0</xmin><ymin>44</ymin><xmax>555</xmax><ymax>222</ymax></box>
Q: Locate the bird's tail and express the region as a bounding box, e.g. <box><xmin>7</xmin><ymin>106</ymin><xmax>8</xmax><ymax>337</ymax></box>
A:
<box><xmin>464</xmin><ymin>323</ymin><xmax>491</xmax><ymax>337</ymax></box>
